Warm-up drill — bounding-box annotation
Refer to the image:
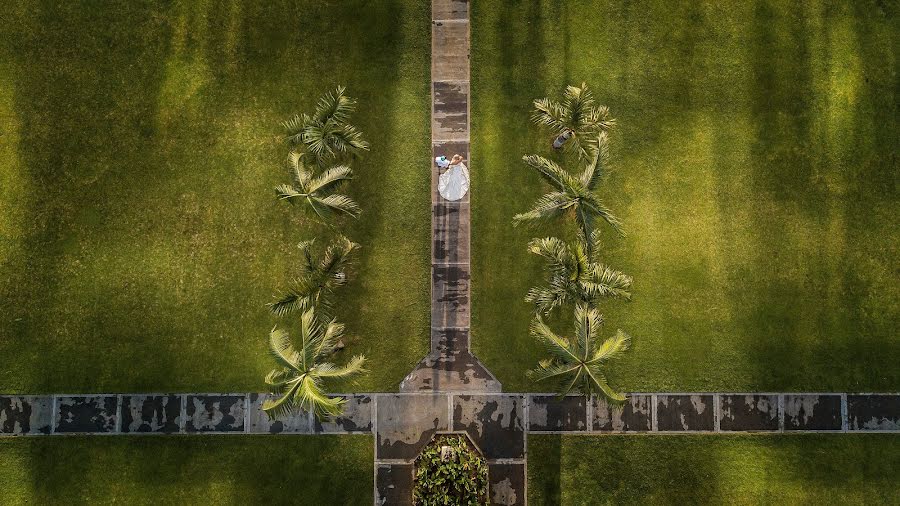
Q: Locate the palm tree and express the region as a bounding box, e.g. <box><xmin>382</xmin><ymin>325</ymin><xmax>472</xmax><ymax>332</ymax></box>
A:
<box><xmin>527</xmin><ymin>304</ymin><xmax>630</xmax><ymax>401</ymax></box>
<box><xmin>269</xmin><ymin>235</ymin><xmax>359</xmax><ymax>318</ymax></box>
<box><xmin>282</xmin><ymin>86</ymin><xmax>369</xmax><ymax>167</ymax></box>
<box><xmin>532</xmin><ymin>82</ymin><xmax>615</xmax><ymax>160</ymax></box>
<box><xmin>275</xmin><ymin>151</ymin><xmax>361</xmax><ymax>219</ymax></box>
<box><xmin>513</xmin><ymin>132</ymin><xmax>622</xmax><ymax>244</ymax></box>
<box><xmin>263</xmin><ymin>308</ymin><xmax>367</xmax><ymax>420</ymax></box>
<box><xmin>526</xmin><ymin>231</ymin><xmax>632</xmax><ymax>315</ymax></box>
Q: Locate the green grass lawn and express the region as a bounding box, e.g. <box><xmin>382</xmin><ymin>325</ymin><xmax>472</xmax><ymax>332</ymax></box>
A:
<box><xmin>0</xmin><ymin>436</ymin><xmax>372</xmax><ymax>505</ymax></box>
<box><xmin>0</xmin><ymin>0</ymin><xmax>431</xmax><ymax>393</ymax></box>
<box><xmin>470</xmin><ymin>0</ymin><xmax>899</xmax><ymax>392</ymax></box>
<box><xmin>528</xmin><ymin>435</ymin><xmax>900</xmax><ymax>505</ymax></box>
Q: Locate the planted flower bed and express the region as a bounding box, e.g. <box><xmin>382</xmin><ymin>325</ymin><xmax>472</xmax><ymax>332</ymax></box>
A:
<box><xmin>413</xmin><ymin>434</ymin><xmax>489</xmax><ymax>505</ymax></box>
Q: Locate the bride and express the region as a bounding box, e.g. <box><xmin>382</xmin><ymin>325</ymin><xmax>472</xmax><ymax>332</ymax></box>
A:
<box><xmin>438</xmin><ymin>154</ymin><xmax>469</xmax><ymax>201</ymax></box>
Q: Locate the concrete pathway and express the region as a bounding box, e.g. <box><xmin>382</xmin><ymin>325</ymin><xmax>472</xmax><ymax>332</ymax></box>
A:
<box><xmin>400</xmin><ymin>0</ymin><xmax>499</xmax><ymax>394</ymax></box>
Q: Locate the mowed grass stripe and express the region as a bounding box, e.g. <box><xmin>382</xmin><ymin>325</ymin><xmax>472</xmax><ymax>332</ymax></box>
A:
<box><xmin>470</xmin><ymin>0</ymin><xmax>898</xmax><ymax>392</ymax></box>
<box><xmin>0</xmin><ymin>0</ymin><xmax>431</xmax><ymax>393</ymax></box>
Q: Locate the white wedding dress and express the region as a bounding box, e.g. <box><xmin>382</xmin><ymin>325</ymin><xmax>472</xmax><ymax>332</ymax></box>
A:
<box><xmin>438</xmin><ymin>162</ymin><xmax>469</xmax><ymax>201</ymax></box>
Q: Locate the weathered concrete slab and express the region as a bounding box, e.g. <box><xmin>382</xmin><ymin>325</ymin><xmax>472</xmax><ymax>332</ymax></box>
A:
<box><xmin>247</xmin><ymin>393</ymin><xmax>311</xmax><ymax>434</ymax></box>
<box><xmin>432</xmin><ymin>327</ymin><xmax>469</xmax><ymax>355</ymax></box>
<box><xmin>185</xmin><ymin>394</ymin><xmax>245</xmax><ymax>433</ymax></box>
<box><xmin>121</xmin><ymin>395</ymin><xmax>181</xmax><ymax>434</ymax></box>
<box><xmin>433</xmin><ymin>81</ymin><xmax>468</xmax><ymax>141</ymax></box>
<box><xmin>433</xmin><ymin>0</ymin><xmax>468</xmax><ymax>20</ymax></box>
<box><xmin>592</xmin><ymin>394</ymin><xmax>652</xmax><ymax>432</ymax></box>
<box><xmin>0</xmin><ymin>396</ymin><xmax>52</xmax><ymax>435</ymax></box>
<box><xmin>488</xmin><ymin>463</ymin><xmax>526</xmax><ymax>506</ymax></box>
<box><xmin>432</xmin><ymin>141</ymin><xmax>469</xmax><ymax>203</ymax></box>
<box><xmin>433</xmin><ymin>203</ymin><xmax>470</xmax><ymax>264</ymax></box>
<box><xmin>452</xmin><ymin>395</ymin><xmax>525</xmax><ymax>459</ymax></box>
<box><xmin>55</xmin><ymin>395</ymin><xmax>118</xmax><ymax>433</ymax></box>
<box><xmin>847</xmin><ymin>395</ymin><xmax>900</xmax><ymax>431</ymax></box>
<box><xmin>656</xmin><ymin>394</ymin><xmax>714</xmax><ymax>431</ymax></box>
<box><xmin>432</xmin><ymin>265</ymin><xmax>470</xmax><ymax>328</ymax></box>
<box><xmin>432</xmin><ymin>22</ymin><xmax>468</xmax><ymax>81</ymax></box>
<box><xmin>315</xmin><ymin>395</ymin><xmax>373</xmax><ymax>433</ymax></box>
<box><xmin>719</xmin><ymin>394</ymin><xmax>779</xmax><ymax>432</ymax></box>
<box><xmin>528</xmin><ymin>395</ymin><xmax>587</xmax><ymax>431</ymax></box>
<box><xmin>784</xmin><ymin>394</ymin><xmax>842</xmax><ymax>431</ymax></box>
<box><xmin>376</xmin><ymin>464</ymin><xmax>413</xmax><ymax>505</ymax></box>
<box><xmin>401</xmin><ymin>351</ymin><xmax>501</xmax><ymax>393</ymax></box>
<box><xmin>377</xmin><ymin>394</ymin><xmax>449</xmax><ymax>461</ymax></box>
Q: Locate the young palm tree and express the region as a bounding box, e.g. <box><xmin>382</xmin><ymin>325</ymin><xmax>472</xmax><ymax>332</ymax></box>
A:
<box><xmin>275</xmin><ymin>151</ymin><xmax>361</xmax><ymax>219</ymax></box>
<box><xmin>532</xmin><ymin>82</ymin><xmax>615</xmax><ymax>160</ymax></box>
<box><xmin>528</xmin><ymin>304</ymin><xmax>631</xmax><ymax>401</ymax></box>
<box><xmin>513</xmin><ymin>132</ymin><xmax>622</xmax><ymax>244</ymax></box>
<box><xmin>526</xmin><ymin>231</ymin><xmax>632</xmax><ymax>315</ymax></box>
<box><xmin>282</xmin><ymin>86</ymin><xmax>369</xmax><ymax>167</ymax></box>
<box><xmin>268</xmin><ymin>235</ymin><xmax>359</xmax><ymax>318</ymax></box>
<box><xmin>263</xmin><ymin>308</ymin><xmax>367</xmax><ymax>420</ymax></box>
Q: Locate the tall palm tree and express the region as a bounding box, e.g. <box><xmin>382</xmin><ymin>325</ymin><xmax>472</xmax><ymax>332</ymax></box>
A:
<box><xmin>528</xmin><ymin>304</ymin><xmax>631</xmax><ymax>401</ymax></box>
<box><xmin>526</xmin><ymin>231</ymin><xmax>632</xmax><ymax>315</ymax></box>
<box><xmin>263</xmin><ymin>308</ymin><xmax>367</xmax><ymax>420</ymax></box>
<box><xmin>269</xmin><ymin>235</ymin><xmax>359</xmax><ymax>318</ymax></box>
<box><xmin>282</xmin><ymin>86</ymin><xmax>369</xmax><ymax>167</ymax></box>
<box><xmin>513</xmin><ymin>132</ymin><xmax>622</xmax><ymax>244</ymax></box>
<box><xmin>532</xmin><ymin>82</ymin><xmax>615</xmax><ymax>160</ymax></box>
<box><xmin>275</xmin><ymin>151</ymin><xmax>361</xmax><ymax>219</ymax></box>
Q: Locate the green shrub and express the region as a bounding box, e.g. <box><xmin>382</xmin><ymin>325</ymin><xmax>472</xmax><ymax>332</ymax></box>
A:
<box><xmin>413</xmin><ymin>435</ymin><xmax>489</xmax><ymax>505</ymax></box>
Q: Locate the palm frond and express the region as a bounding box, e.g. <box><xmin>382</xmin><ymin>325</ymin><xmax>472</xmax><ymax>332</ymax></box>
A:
<box><xmin>262</xmin><ymin>379</ymin><xmax>304</xmax><ymax>419</ymax></box>
<box><xmin>590</xmin><ymin>329</ymin><xmax>631</xmax><ymax>364</ymax></box>
<box><xmin>315</xmin><ymin>355</ymin><xmax>367</xmax><ymax>379</ymax></box>
<box><xmin>522</xmin><ymin>154</ymin><xmax>570</xmax><ymax>190</ymax></box>
<box><xmin>275</xmin><ymin>184</ymin><xmax>303</xmax><ymax>201</ymax></box>
<box><xmin>580</xmin><ymin>131</ymin><xmax>610</xmax><ymax>190</ymax></box>
<box><xmin>311</xmin><ymin>194</ymin><xmax>362</xmax><ymax>218</ymax></box>
<box><xmin>579</xmin><ymin>192</ymin><xmax>624</xmax><ymax>236</ymax></box>
<box><xmin>513</xmin><ymin>192</ymin><xmax>573</xmax><ymax>226</ymax></box>
<box><xmin>306</xmin><ymin>165</ymin><xmax>354</xmax><ymax>195</ymax></box>
<box><xmin>314</xmin><ymin>86</ymin><xmax>354</xmax><ymax>125</ymax></box>
<box><xmin>267</xmin><ymin>327</ymin><xmax>301</xmax><ymax>370</ymax></box>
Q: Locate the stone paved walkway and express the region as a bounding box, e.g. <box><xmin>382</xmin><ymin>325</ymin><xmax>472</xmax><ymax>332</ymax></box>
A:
<box><xmin>400</xmin><ymin>0</ymin><xmax>499</xmax><ymax>394</ymax></box>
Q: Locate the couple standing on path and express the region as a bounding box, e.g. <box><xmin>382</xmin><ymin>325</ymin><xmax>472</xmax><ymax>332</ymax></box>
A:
<box><xmin>435</xmin><ymin>153</ymin><xmax>469</xmax><ymax>201</ymax></box>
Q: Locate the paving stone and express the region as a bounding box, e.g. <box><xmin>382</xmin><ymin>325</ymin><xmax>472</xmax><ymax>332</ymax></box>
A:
<box><xmin>656</xmin><ymin>394</ymin><xmax>714</xmax><ymax>431</ymax></box>
<box><xmin>376</xmin><ymin>464</ymin><xmax>413</xmax><ymax>505</ymax></box>
<box><xmin>783</xmin><ymin>394</ymin><xmax>842</xmax><ymax>431</ymax></box>
<box><xmin>401</xmin><ymin>350</ymin><xmax>501</xmax><ymax>393</ymax></box>
<box><xmin>528</xmin><ymin>395</ymin><xmax>587</xmax><ymax>431</ymax></box>
<box><xmin>0</xmin><ymin>396</ymin><xmax>52</xmax><ymax>435</ymax></box>
<box><xmin>55</xmin><ymin>395</ymin><xmax>118</xmax><ymax>433</ymax></box>
<box><xmin>433</xmin><ymin>81</ymin><xmax>468</xmax><ymax>141</ymax></box>
<box><xmin>247</xmin><ymin>393</ymin><xmax>312</xmax><ymax>434</ymax></box>
<box><xmin>431</xmin><ymin>265</ymin><xmax>470</xmax><ymax>328</ymax></box>
<box><xmin>719</xmin><ymin>394</ymin><xmax>779</xmax><ymax>431</ymax></box>
<box><xmin>315</xmin><ymin>394</ymin><xmax>373</xmax><ymax>433</ymax></box>
<box><xmin>121</xmin><ymin>395</ymin><xmax>181</xmax><ymax>434</ymax></box>
<box><xmin>376</xmin><ymin>394</ymin><xmax>449</xmax><ymax>461</ymax></box>
<box><xmin>432</xmin><ymin>0</ymin><xmax>468</xmax><ymax>20</ymax></box>
<box><xmin>432</xmin><ymin>22</ymin><xmax>468</xmax><ymax>81</ymax></box>
<box><xmin>432</xmin><ymin>327</ymin><xmax>469</xmax><ymax>355</ymax></box>
<box><xmin>185</xmin><ymin>394</ymin><xmax>245</xmax><ymax>433</ymax></box>
<box><xmin>452</xmin><ymin>395</ymin><xmax>525</xmax><ymax>459</ymax></box>
<box><xmin>847</xmin><ymin>395</ymin><xmax>900</xmax><ymax>431</ymax></box>
<box><xmin>592</xmin><ymin>394</ymin><xmax>652</xmax><ymax>432</ymax></box>
<box><xmin>433</xmin><ymin>203</ymin><xmax>470</xmax><ymax>264</ymax></box>
<box><xmin>488</xmin><ymin>463</ymin><xmax>526</xmax><ymax>506</ymax></box>
<box><xmin>432</xmin><ymin>141</ymin><xmax>469</xmax><ymax>203</ymax></box>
